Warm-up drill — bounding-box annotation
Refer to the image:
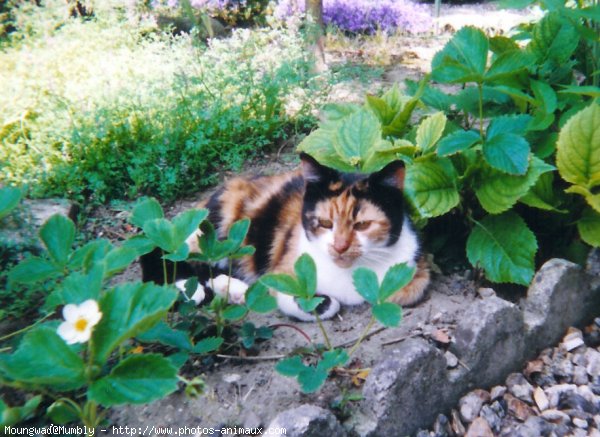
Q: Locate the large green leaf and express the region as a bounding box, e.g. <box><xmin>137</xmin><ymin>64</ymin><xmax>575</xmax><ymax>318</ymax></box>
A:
<box><xmin>379</xmin><ymin>263</ymin><xmax>416</xmax><ymax>302</ymax></box>
<box><xmin>372</xmin><ymin>302</ymin><xmax>403</xmax><ymax>327</ymax></box>
<box><xmin>475</xmin><ymin>157</ymin><xmax>555</xmax><ymax>214</ymax></box>
<box><xmin>528</xmin><ymin>12</ymin><xmax>579</xmax><ymax>64</ymax></box>
<box><xmin>294</xmin><ymin>253</ymin><xmax>317</xmax><ymax>297</ymax></box>
<box><xmin>334</xmin><ymin>109</ymin><xmax>381</xmax><ymax>168</ymax></box>
<box><xmin>0</xmin><ymin>187</ymin><xmax>22</xmax><ymax>220</ymax></box>
<box><xmin>556</xmin><ymin>103</ymin><xmax>600</xmax><ymax>211</ymax></box>
<box><xmin>405</xmin><ymin>159</ymin><xmax>460</xmax><ymax>218</ymax></box>
<box><xmin>578</xmin><ymin>208</ymin><xmax>600</xmax><ymax>247</ymax></box>
<box><xmin>44</xmin><ymin>265</ymin><xmax>104</xmax><ymax>310</ymax></box>
<box><xmin>172</xmin><ymin>209</ymin><xmax>208</xmax><ymax>243</ymax></box>
<box><xmin>105</xmin><ymin>246</ymin><xmax>138</xmax><ymax>276</ymax></box>
<box><xmin>519</xmin><ymin>172</ymin><xmax>566</xmax><ymax>212</ymax></box>
<box><xmin>1</xmin><ymin>396</ymin><xmax>41</xmax><ymax>427</ymax></box>
<box><xmin>130</xmin><ymin>198</ymin><xmax>164</xmax><ymax>228</ymax></box>
<box><xmin>193</xmin><ymin>336</ymin><xmax>224</xmax><ymax>354</ymax></box>
<box><xmin>40</xmin><ymin>215</ymin><xmax>75</xmax><ymax>267</ymax></box>
<box><xmin>245</xmin><ymin>282</ymin><xmax>277</xmax><ymax>313</ymax></box>
<box><xmin>88</xmin><ymin>354</ymin><xmax>178</xmax><ymax>406</ymax></box>
<box><xmin>467</xmin><ymin>212</ymin><xmax>537</xmax><ymax>285</ymax></box>
<box><xmin>143</xmin><ymin>219</ymin><xmax>178</xmax><ymax>253</ymax></box>
<box><xmin>352</xmin><ymin>268</ymin><xmax>379</xmax><ymax>304</ymax></box>
<box><xmin>92</xmin><ymin>282</ymin><xmax>177</xmax><ymax>364</ymax></box>
<box><xmin>484</xmin><ymin>50</ymin><xmax>535</xmax><ymax>82</ymax></box>
<box><xmin>260</xmin><ymin>274</ymin><xmax>300</xmax><ymax>297</ymax></box>
<box><xmin>487</xmin><ymin>115</ymin><xmax>532</xmax><ymax>139</ymax></box>
<box><xmin>437</xmin><ymin>130</ymin><xmax>481</xmax><ymax>156</ymax></box>
<box><xmin>296</xmin><ymin>129</ymin><xmax>355</xmax><ymax>173</ymax></box>
<box><xmin>483</xmin><ymin>133</ymin><xmax>530</xmax><ymax>175</ymax></box>
<box><xmin>137</xmin><ymin>321</ymin><xmax>193</xmax><ymax>351</ymax></box>
<box><xmin>0</xmin><ymin>327</ymin><xmax>85</xmax><ymax>390</ymax></box>
<box><xmin>431</xmin><ymin>27</ymin><xmax>489</xmax><ymax>83</ymax></box>
<box><xmin>416</xmin><ymin>112</ymin><xmax>447</xmax><ymax>153</ymax></box>
<box><xmin>7</xmin><ymin>257</ymin><xmax>59</xmax><ymax>284</ymax></box>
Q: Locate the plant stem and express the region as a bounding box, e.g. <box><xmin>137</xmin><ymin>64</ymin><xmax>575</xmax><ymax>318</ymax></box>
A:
<box><xmin>270</xmin><ymin>323</ymin><xmax>314</xmax><ymax>346</ymax></box>
<box><xmin>477</xmin><ymin>83</ymin><xmax>485</xmax><ymax>140</ymax></box>
<box><xmin>0</xmin><ymin>312</ymin><xmax>53</xmax><ymax>342</ymax></box>
<box><xmin>162</xmin><ymin>250</ymin><xmax>167</xmax><ymax>284</ymax></box>
<box><xmin>81</xmin><ymin>400</ymin><xmax>98</xmax><ymax>434</ymax></box>
<box><xmin>348</xmin><ymin>316</ymin><xmax>376</xmax><ymax>357</ymax></box>
<box><xmin>314</xmin><ymin>312</ymin><xmax>332</xmax><ymax>351</ymax></box>
<box><xmin>172</xmin><ymin>261</ymin><xmax>177</xmax><ymax>284</ymax></box>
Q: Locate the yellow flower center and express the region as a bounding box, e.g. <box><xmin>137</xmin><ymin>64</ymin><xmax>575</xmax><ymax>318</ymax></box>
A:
<box><xmin>74</xmin><ymin>318</ymin><xmax>88</xmax><ymax>332</ymax></box>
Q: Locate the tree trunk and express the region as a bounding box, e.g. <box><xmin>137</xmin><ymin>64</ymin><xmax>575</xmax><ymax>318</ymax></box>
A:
<box><xmin>305</xmin><ymin>0</ymin><xmax>327</xmax><ymax>72</ymax></box>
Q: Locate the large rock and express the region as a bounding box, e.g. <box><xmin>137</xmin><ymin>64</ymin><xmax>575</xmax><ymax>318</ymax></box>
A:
<box><xmin>354</xmin><ymin>339</ymin><xmax>450</xmax><ymax>436</ymax></box>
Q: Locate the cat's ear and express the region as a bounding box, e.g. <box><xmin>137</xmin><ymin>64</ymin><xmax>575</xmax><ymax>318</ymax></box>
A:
<box><xmin>300</xmin><ymin>153</ymin><xmax>337</xmax><ymax>183</ymax></box>
<box><xmin>369</xmin><ymin>161</ymin><xmax>405</xmax><ymax>189</ymax></box>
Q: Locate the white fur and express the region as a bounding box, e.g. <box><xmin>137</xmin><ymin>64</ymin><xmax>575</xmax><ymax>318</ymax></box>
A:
<box><xmin>212</xmin><ymin>274</ymin><xmax>248</xmax><ymax>305</ymax></box>
<box><xmin>175</xmin><ymin>279</ymin><xmax>206</xmax><ymax>305</ymax></box>
<box><xmin>276</xmin><ymin>293</ymin><xmax>341</xmax><ymax>322</ymax></box>
<box><xmin>296</xmin><ymin>217</ymin><xmax>419</xmax><ymax>306</ymax></box>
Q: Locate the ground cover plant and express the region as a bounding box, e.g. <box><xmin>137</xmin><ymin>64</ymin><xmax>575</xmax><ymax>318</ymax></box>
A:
<box><xmin>0</xmin><ymin>0</ymin><xmax>325</xmax><ymax>203</ymax></box>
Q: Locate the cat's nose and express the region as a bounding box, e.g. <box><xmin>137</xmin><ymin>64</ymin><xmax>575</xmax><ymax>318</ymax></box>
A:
<box><xmin>333</xmin><ymin>239</ymin><xmax>351</xmax><ymax>254</ymax></box>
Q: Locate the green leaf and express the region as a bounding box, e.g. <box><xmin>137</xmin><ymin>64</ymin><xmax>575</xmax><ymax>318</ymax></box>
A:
<box><xmin>92</xmin><ymin>282</ymin><xmax>177</xmax><ymax>364</ymax></box>
<box><xmin>578</xmin><ymin>208</ymin><xmax>600</xmax><ymax>247</ymax></box>
<box><xmin>519</xmin><ymin>172</ymin><xmax>566</xmax><ymax>212</ymax></box>
<box><xmin>366</xmin><ymin>94</ymin><xmax>393</xmax><ymax>125</ymax></box>
<box><xmin>193</xmin><ymin>336</ymin><xmax>224</xmax><ymax>354</ymax></box>
<box><xmin>566</xmin><ymin>185</ymin><xmax>600</xmax><ymax>213</ymax></box>
<box><xmin>143</xmin><ymin>219</ymin><xmax>178</xmax><ymax>253</ymax></box>
<box><xmin>119</xmin><ymin>236</ymin><xmax>156</xmax><ymax>257</ymax></box>
<box><xmin>8</xmin><ymin>257</ymin><xmax>59</xmax><ymax>284</ymax></box>
<box><xmin>317</xmin><ymin>349</ymin><xmax>349</xmax><ymax>371</ymax></box>
<box><xmin>1</xmin><ymin>396</ymin><xmax>41</xmax><ymax>427</ymax></box>
<box><xmin>372</xmin><ymin>302</ymin><xmax>403</xmax><ymax>327</ymax></box>
<box><xmin>489</xmin><ymin>36</ymin><xmax>520</xmax><ymax>54</ymax></box>
<box><xmin>46</xmin><ymin>400</ymin><xmax>79</xmax><ymax>425</ymax></box>
<box><xmin>227</xmin><ymin>218</ymin><xmax>251</xmax><ymax>248</ymax></box>
<box><xmin>88</xmin><ymin>354</ymin><xmax>177</xmax><ymax>406</ymax></box>
<box><xmin>475</xmin><ymin>157</ymin><xmax>555</xmax><ymax>214</ymax></box>
<box><xmin>163</xmin><ymin>243</ymin><xmax>189</xmax><ymax>262</ymax></box>
<box><xmin>405</xmin><ymin>159</ymin><xmax>460</xmax><ymax>217</ymax></box>
<box><xmin>416</xmin><ymin>112</ymin><xmax>447</xmax><ymax>153</ymax></box>
<box><xmin>222</xmin><ymin>304</ymin><xmax>248</xmax><ymax>321</ymax></box>
<box><xmin>105</xmin><ymin>246</ymin><xmax>138</xmax><ymax>276</ymax></box>
<box><xmin>44</xmin><ymin>265</ymin><xmax>104</xmax><ymax>311</ymax></box>
<box><xmin>275</xmin><ymin>356</ymin><xmax>305</xmax><ymax>377</ymax></box>
<box><xmin>431</xmin><ymin>27</ymin><xmax>489</xmax><ymax>83</ymax></box>
<box><xmin>0</xmin><ymin>187</ymin><xmax>22</xmax><ymax>220</ymax></box>
<box><xmin>294</xmin><ymin>253</ymin><xmax>317</xmax><ymax>297</ymax></box>
<box><xmin>297</xmin><ymin>366</ymin><xmax>328</xmax><ymax>393</ymax></box>
<box><xmin>260</xmin><ymin>273</ymin><xmax>301</xmax><ymax>297</ymax></box>
<box><xmin>467</xmin><ymin>212</ymin><xmax>537</xmax><ymax>285</ymax></box>
<box><xmin>136</xmin><ymin>321</ymin><xmax>193</xmax><ymax>351</ymax></box>
<box><xmin>130</xmin><ymin>198</ymin><xmax>164</xmax><ymax>228</ymax></box>
<box><xmin>334</xmin><ymin>109</ymin><xmax>381</xmax><ymax>167</ymax></box>
<box><xmin>483</xmin><ymin>133</ymin><xmax>530</xmax><ymax>175</ymax></box>
<box><xmin>558</xmin><ymin>86</ymin><xmax>600</xmax><ymax>98</ymax></box>
<box><xmin>383</xmin><ymin>76</ymin><xmax>428</xmax><ymax>137</ymax></box>
<box><xmin>531</xmin><ymin>80</ymin><xmax>557</xmax><ymax>114</ymax></box>
<box><xmin>485</xmin><ymin>50</ymin><xmax>535</xmax><ymax>82</ymax></box>
<box><xmin>245</xmin><ymin>282</ymin><xmax>277</xmax><ymax>313</ymax></box>
<box><xmin>321</xmin><ymin>102</ymin><xmax>361</xmax><ymax>123</ymax></box>
<box><xmin>352</xmin><ymin>268</ymin><xmax>379</xmax><ymax>304</ymax></box>
<box><xmin>487</xmin><ymin>115</ymin><xmax>532</xmax><ymax>139</ymax></box>
<box><xmin>40</xmin><ymin>215</ymin><xmax>75</xmax><ymax>267</ymax></box>
<box><xmin>379</xmin><ymin>264</ymin><xmax>416</xmax><ymax>302</ymax></box>
<box><xmin>297</xmin><ymin>297</ymin><xmax>324</xmax><ymax>313</ymax></box>
<box><xmin>437</xmin><ymin>130</ymin><xmax>481</xmax><ymax>156</ymax></box>
<box><xmin>556</xmin><ymin>103</ymin><xmax>600</xmax><ymax>193</ymax></box>
<box><xmin>529</xmin><ymin>12</ymin><xmax>579</xmax><ymax>64</ymax></box>
<box><xmin>172</xmin><ymin>209</ymin><xmax>208</xmax><ymax>244</ymax></box>
<box><xmin>296</xmin><ymin>129</ymin><xmax>356</xmax><ymax>173</ymax></box>
<box><xmin>68</xmin><ymin>239</ymin><xmax>112</xmax><ymax>270</ymax></box>
<box><xmin>0</xmin><ymin>327</ymin><xmax>85</xmax><ymax>390</ymax></box>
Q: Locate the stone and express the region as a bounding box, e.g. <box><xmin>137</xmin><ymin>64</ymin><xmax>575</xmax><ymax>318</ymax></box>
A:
<box><xmin>514</xmin><ymin>416</ymin><xmax>554</xmax><ymax>437</ymax></box>
<box><xmin>562</xmin><ymin>327</ymin><xmax>585</xmax><ymax>351</ymax></box>
<box><xmin>573</xmin><ymin>417</ymin><xmax>589</xmax><ymax>429</ymax></box>
<box><xmin>22</xmin><ymin>198</ymin><xmax>79</xmax><ymax>227</ymax></box>
<box><xmin>524</xmin><ymin>259</ymin><xmax>600</xmax><ymax>354</ymax></box>
<box><xmin>533</xmin><ymin>387</ymin><xmax>549</xmax><ymax>411</ymax></box>
<box><xmin>444</xmin><ymin>351</ymin><xmax>459</xmax><ymax>368</ymax></box>
<box><xmin>479</xmin><ymin>405</ymin><xmax>502</xmax><ymax>433</ymax></box>
<box><xmin>586</xmin><ymin>349</ymin><xmax>600</xmax><ymax>377</ymax></box>
<box><xmin>459</xmin><ymin>390</ymin><xmax>490</xmax><ymax>423</ymax></box>
<box><xmin>450</xmin><ymin>409</ymin><xmax>466</xmax><ymax>436</ymax></box>
<box><xmin>357</xmin><ymin>339</ymin><xmax>449</xmax><ymax>436</ymax></box>
<box><xmin>505</xmin><ymin>394</ymin><xmax>535</xmax><ymax>422</ymax></box>
<box><xmin>545</xmin><ymin>384</ymin><xmax>577</xmax><ymax>409</ymax></box>
<box><xmin>540</xmin><ymin>409</ymin><xmax>570</xmax><ymax>424</ymax></box>
<box><xmin>433</xmin><ymin>414</ymin><xmax>451</xmax><ymax>437</ymax></box>
<box><xmin>552</xmin><ymin>357</ymin><xmax>574</xmax><ymax>382</ymax></box>
<box><xmin>558</xmin><ymin>392</ymin><xmax>598</xmax><ymax>414</ymax></box>
<box><xmin>573</xmin><ymin>365</ymin><xmax>589</xmax><ymax>385</ymax></box>
<box><xmin>571</xmin><ymin>429</ymin><xmax>588</xmax><ymax>437</ymax></box>
<box><xmin>506</xmin><ymin>373</ymin><xmax>534</xmax><ymax>403</ymax></box>
<box><xmin>589</xmin><ymin>428</ymin><xmax>600</xmax><ymax>437</ymax></box>
<box><xmin>490</xmin><ymin>385</ymin><xmax>507</xmax><ymax>400</ymax></box>
<box><xmin>452</xmin><ymin>297</ymin><xmax>526</xmax><ymax>388</ymax></box>
<box><xmin>465</xmin><ymin>417</ymin><xmax>493</xmax><ymax>437</ymax></box>
<box><xmin>478</xmin><ymin>287</ymin><xmax>496</xmax><ymax>298</ymax></box>
<box><xmin>268</xmin><ymin>404</ymin><xmax>346</xmax><ymax>437</ymax></box>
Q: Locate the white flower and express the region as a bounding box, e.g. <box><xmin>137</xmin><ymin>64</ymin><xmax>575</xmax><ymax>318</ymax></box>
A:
<box><xmin>57</xmin><ymin>299</ymin><xmax>102</xmax><ymax>345</ymax></box>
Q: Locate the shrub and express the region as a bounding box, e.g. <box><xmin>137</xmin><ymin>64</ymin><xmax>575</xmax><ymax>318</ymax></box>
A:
<box><xmin>274</xmin><ymin>0</ymin><xmax>432</xmax><ymax>34</ymax></box>
<box><xmin>152</xmin><ymin>0</ymin><xmax>272</xmax><ymax>26</ymax></box>
<box><xmin>0</xmin><ymin>3</ymin><xmax>323</xmax><ymax>203</ymax></box>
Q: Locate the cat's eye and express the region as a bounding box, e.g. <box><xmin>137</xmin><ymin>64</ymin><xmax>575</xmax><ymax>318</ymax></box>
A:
<box><xmin>353</xmin><ymin>221</ymin><xmax>371</xmax><ymax>231</ymax></box>
<box><xmin>318</xmin><ymin>218</ymin><xmax>333</xmax><ymax>229</ymax></box>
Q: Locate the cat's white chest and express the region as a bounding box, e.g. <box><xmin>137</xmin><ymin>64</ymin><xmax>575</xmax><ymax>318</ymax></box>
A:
<box><xmin>297</xmin><ymin>218</ymin><xmax>419</xmax><ymax>305</ymax></box>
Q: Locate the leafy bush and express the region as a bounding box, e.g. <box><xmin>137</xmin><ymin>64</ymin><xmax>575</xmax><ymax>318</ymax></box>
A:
<box><xmin>0</xmin><ymin>3</ymin><xmax>323</xmax><ymax>203</ymax></box>
<box><xmin>274</xmin><ymin>0</ymin><xmax>432</xmax><ymax>34</ymax></box>
<box><xmin>153</xmin><ymin>0</ymin><xmax>272</xmax><ymax>26</ymax></box>
<box><xmin>298</xmin><ymin>7</ymin><xmax>599</xmax><ymax>286</ymax></box>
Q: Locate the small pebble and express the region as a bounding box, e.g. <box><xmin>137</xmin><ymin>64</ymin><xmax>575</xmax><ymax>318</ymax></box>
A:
<box><xmin>444</xmin><ymin>351</ymin><xmax>458</xmax><ymax>368</ymax></box>
<box><xmin>563</xmin><ymin>327</ymin><xmax>585</xmax><ymax>352</ymax></box>
<box><xmin>533</xmin><ymin>386</ymin><xmax>549</xmax><ymax>411</ymax></box>
<box><xmin>490</xmin><ymin>385</ymin><xmax>506</xmax><ymax>400</ymax></box>
<box><xmin>465</xmin><ymin>417</ymin><xmax>493</xmax><ymax>437</ymax></box>
<box><xmin>540</xmin><ymin>409</ymin><xmax>570</xmax><ymax>424</ymax></box>
<box><xmin>573</xmin><ymin>417</ymin><xmax>588</xmax><ymax>429</ymax></box>
<box><xmin>507</xmin><ymin>372</ymin><xmax>534</xmax><ymax>403</ymax></box>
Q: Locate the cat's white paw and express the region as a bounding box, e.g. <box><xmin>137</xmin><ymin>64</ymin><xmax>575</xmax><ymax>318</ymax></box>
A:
<box><xmin>212</xmin><ymin>274</ymin><xmax>248</xmax><ymax>305</ymax></box>
<box><xmin>276</xmin><ymin>293</ymin><xmax>340</xmax><ymax>322</ymax></box>
<box><xmin>317</xmin><ymin>296</ymin><xmax>340</xmax><ymax>320</ymax></box>
<box><xmin>175</xmin><ymin>279</ymin><xmax>206</xmax><ymax>305</ymax></box>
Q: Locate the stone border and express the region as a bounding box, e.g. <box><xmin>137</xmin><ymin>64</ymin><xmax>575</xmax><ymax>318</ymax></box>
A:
<box><xmin>269</xmin><ymin>258</ymin><xmax>600</xmax><ymax>436</ymax></box>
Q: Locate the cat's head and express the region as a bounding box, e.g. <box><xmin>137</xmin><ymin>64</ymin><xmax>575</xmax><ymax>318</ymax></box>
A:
<box><xmin>300</xmin><ymin>153</ymin><xmax>406</xmax><ymax>268</ymax></box>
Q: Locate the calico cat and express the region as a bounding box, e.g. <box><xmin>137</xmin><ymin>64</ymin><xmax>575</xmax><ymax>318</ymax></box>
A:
<box><xmin>141</xmin><ymin>153</ymin><xmax>429</xmax><ymax>321</ymax></box>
